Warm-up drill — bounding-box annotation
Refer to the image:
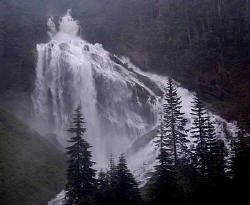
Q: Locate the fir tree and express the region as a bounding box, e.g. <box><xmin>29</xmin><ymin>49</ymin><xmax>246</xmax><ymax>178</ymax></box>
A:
<box><xmin>190</xmin><ymin>98</ymin><xmax>229</xmax><ymax>204</ymax></box>
<box><xmin>148</xmin><ymin>79</ymin><xmax>190</xmax><ymax>204</ymax></box>
<box><xmin>154</xmin><ymin>113</ymin><xmax>174</xmax><ymax>173</ymax></box>
<box><xmin>116</xmin><ymin>154</ymin><xmax>141</xmax><ymax>205</ymax></box>
<box><xmin>96</xmin><ymin>170</ymin><xmax>110</xmax><ymax>205</ymax></box>
<box><xmin>64</xmin><ymin>106</ymin><xmax>96</xmax><ymax>205</ymax></box>
<box><xmin>107</xmin><ymin>154</ymin><xmax>117</xmax><ymax>189</ymax></box>
<box><xmin>206</xmin><ymin>115</ymin><xmax>226</xmax><ymax>181</ymax></box>
<box><xmin>224</xmin><ymin>117</ymin><xmax>250</xmax><ymax>203</ymax></box>
<box><xmin>106</xmin><ymin>154</ymin><xmax>118</xmax><ymax>205</ymax></box>
<box><xmin>231</xmin><ymin>117</ymin><xmax>250</xmax><ymax>188</ymax></box>
<box><xmin>190</xmin><ymin>95</ymin><xmax>209</xmax><ymax>177</ymax></box>
<box><xmin>163</xmin><ymin>78</ymin><xmax>189</xmax><ymax>165</ymax></box>
<box><xmin>148</xmin><ymin>112</ymin><xmax>176</xmax><ymax>205</ymax></box>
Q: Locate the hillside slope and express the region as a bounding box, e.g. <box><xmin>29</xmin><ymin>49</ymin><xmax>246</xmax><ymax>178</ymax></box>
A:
<box><xmin>0</xmin><ymin>107</ymin><xmax>66</xmax><ymax>205</ymax></box>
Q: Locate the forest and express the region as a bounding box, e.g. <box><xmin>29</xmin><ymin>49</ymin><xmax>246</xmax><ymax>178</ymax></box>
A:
<box><xmin>62</xmin><ymin>79</ymin><xmax>250</xmax><ymax>205</ymax></box>
<box><xmin>0</xmin><ymin>1</ymin><xmax>249</xmax><ymax>205</ymax></box>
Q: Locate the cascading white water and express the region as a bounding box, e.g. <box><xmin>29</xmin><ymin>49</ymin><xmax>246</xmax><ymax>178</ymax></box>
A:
<box><xmin>33</xmin><ymin>10</ymin><xmax>240</xmax><ymax>204</ymax></box>
<box><xmin>32</xmin><ymin>10</ymin><xmax>239</xmax><ymax>176</ymax></box>
<box><xmin>32</xmin><ymin>10</ymin><xmax>161</xmax><ymax>167</ymax></box>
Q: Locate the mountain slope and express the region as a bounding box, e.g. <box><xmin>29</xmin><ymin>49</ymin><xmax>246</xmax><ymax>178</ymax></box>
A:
<box><xmin>0</xmin><ymin>107</ymin><xmax>66</xmax><ymax>205</ymax></box>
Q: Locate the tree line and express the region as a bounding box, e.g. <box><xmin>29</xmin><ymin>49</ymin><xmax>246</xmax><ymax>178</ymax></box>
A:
<box><xmin>146</xmin><ymin>79</ymin><xmax>250</xmax><ymax>205</ymax></box>
<box><xmin>63</xmin><ymin>79</ymin><xmax>250</xmax><ymax>205</ymax></box>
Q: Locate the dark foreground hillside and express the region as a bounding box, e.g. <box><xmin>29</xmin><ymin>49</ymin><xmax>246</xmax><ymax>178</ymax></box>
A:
<box><xmin>0</xmin><ymin>107</ymin><xmax>66</xmax><ymax>205</ymax></box>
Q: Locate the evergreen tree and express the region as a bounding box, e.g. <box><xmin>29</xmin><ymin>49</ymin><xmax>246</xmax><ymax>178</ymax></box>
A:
<box><xmin>148</xmin><ymin>112</ymin><xmax>176</xmax><ymax>204</ymax></box>
<box><xmin>231</xmin><ymin>117</ymin><xmax>250</xmax><ymax>191</ymax></box>
<box><xmin>206</xmin><ymin>115</ymin><xmax>226</xmax><ymax>181</ymax></box>
<box><xmin>190</xmin><ymin>95</ymin><xmax>209</xmax><ymax>177</ymax></box>
<box><xmin>211</xmin><ymin>140</ymin><xmax>227</xmax><ymax>179</ymax></box>
<box><xmin>96</xmin><ymin>170</ymin><xmax>110</xmax><ymax>205</ymax></box>
<box><xmin>190</xmin><ymin>98</ymin><xmax>228</xmax><ymax>204</ymax></box>
<box><xmin>163</xmin><ymin>78</ymin><xmax>189</xmax><ymax>165</ymax></box>
<box><xmin>154</xmin><ymin>113</ymin><xmax>174</xmax><ymax>173</ymax></box>
<box><xmin>206</xmin><ymin>114</ymin><xmax>217</xmax><ymax>151</ymax></box>
<box><xmin>148</xmin><ymin>79</ymin><xmax>190</xmax><ymax>204</ymax></box>
<box><xmin>225</xmin><ymin>117</ymin><xmax>250</xmax><ymax>203</ymax></box>
<box><xmin>107</xmin><ymin>154</ymin><xmax>117</xmax><ymax>189</ymax></box>
<box><xmin>116</xmin><ymin>154</ymin><xmax>141</xmax><ymax>205</ymax></box>
<box><xmin>64</xmin><ymin>106</ymin><xmax>96</xmax><ymax>205</ymax></box>
<box><xmin>106</xmin><ymin>154</ymin><xmax>118</xmax><ymax>205</ymax></box>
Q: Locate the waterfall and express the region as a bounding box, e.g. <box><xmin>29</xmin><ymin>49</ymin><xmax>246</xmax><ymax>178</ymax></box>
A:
<box><xmin>32</xmin><ymin>10</ymin><xmax>238</xmax><ymax>185</ymax></box>
<box><xmin>31</xmin><ymin>10</ymin><xmax>161</xmax><ymax>167</ymax></box>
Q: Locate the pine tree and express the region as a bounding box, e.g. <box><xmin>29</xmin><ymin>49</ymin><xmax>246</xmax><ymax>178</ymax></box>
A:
<box><xmin>206</xmin><ymin>114</ymin><xmax>217</xmax><ymax>177</ymax></box>
<box><xmin>226</xmin><ymin>117</ymin><xmax>250</xmax><ymax>203</ymax></box>
<box><xmin>116</xmin><ymin>154</ymin><xmax>141</xmax><ymax>205</ymax></box>
<box><xmin>148</xmin><ymin>79</ymin><xmax>190</xmax><ymax>204</ymax></box>
<box><xmin>106</xmin><ymin>154</ymin><xmax>118</xmax><ymax>205</ymax></box>
<box><xmin>148</xmin><ymin>108</ymin><xmax>180</xmax><ymax>203</ymax></box>
<box><xmin>149</xmin><ymin>114</ymin><xmax>176</xmax><ymax>205</ymax></box>
<box><xmin>163</xmin><ymin>78</ymin><xmax>189</xmax><ymax>165</ymax></box>
<box><xmin>206</xmin><ymin>114</ymin><xmax>217</xmax><ymax>151</ymax></box>
<box><xmin>96</xmin><ymin>170</ymin><xmax>110</xmax><ymax>205</ymax></box>
<box><xmin>190</xmin><ymin>95</ymin><xmax>209</xmax><ymax>177</ymax></box>
<box><xmin>190</xmin><ymin>97</ymin><xmax>229</xmax><ymax>203</ymax></box>
<box><xmin>107</xmin><ymin>154</ymin><xmax>117</xmax><ymax>189</ymax></box>
<box><xmin>154</xmin><ymin>113</ymin><xmax>174</xmax><ymax>173</ymax></box>
<box><xmin>206</xmin><ymin>115</ymin><xmax>226</xmax><ymax>181</ymax></box>
<box><xmin>231</xmin><ymin>117</ymin><xmax>250</xmax><ymax>186</ymax></box>
<box><xmin>64</xmin><ymin>106</ymin><xmax>96</xmax><ymax>205</ymax></box>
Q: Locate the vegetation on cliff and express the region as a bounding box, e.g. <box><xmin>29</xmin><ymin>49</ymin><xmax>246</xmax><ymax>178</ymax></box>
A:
<box><xmin>0</xmin><ymin>107</ymin><xmax>66</xmax><ymax>205</ymax></box>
